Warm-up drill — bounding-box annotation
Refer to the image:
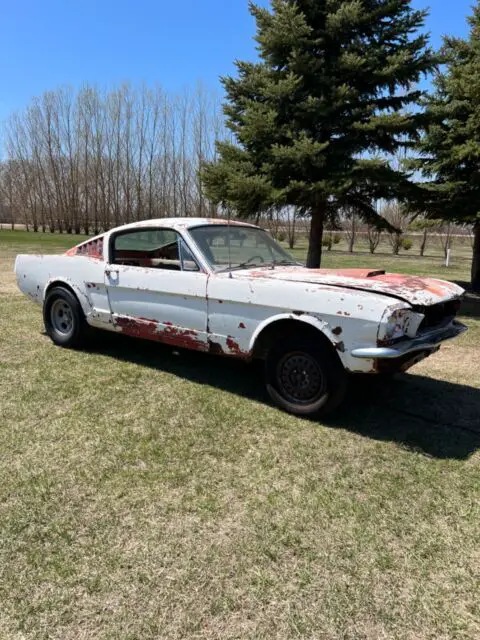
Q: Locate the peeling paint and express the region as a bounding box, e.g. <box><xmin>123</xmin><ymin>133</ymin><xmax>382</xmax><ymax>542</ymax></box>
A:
<box><xmin>115</xmin><ymin>316</ymin><xmax>207</xmax><ymax>351</ymax></box>
<box><xmin>226</xmin><ymin>335</ymin><xmax>244</xmax><ymax>356</ymax></box>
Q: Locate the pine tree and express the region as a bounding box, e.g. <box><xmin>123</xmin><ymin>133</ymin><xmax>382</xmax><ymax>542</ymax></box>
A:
<box><xmin>202</xmin><ymin>0</ymin><xmax>436</xmax><ymax>267</ymax></box>
<box><xmin>413</xmin><ymin>3</ymin><xmax>480</xmax><ymax>292</ymax></box>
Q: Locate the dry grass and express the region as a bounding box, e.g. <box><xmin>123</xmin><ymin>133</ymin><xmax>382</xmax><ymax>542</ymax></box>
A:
<box><xmin>0</xmin><ymin>231</ymin><xmax>479</xmax><ymax>639</ymax></box>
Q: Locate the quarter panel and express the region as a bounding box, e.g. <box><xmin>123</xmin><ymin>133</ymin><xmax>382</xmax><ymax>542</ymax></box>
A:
<box><xmin>16</xmin><ymin>254</ymin><xmax>109</xmax><ymax>325</ymax></box>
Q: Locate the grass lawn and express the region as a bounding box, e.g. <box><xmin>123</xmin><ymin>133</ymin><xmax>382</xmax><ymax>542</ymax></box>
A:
<box><xmin>0</xmin><ymin>230</ymin><xmax>479</xmax><ymax>639</ymax></box>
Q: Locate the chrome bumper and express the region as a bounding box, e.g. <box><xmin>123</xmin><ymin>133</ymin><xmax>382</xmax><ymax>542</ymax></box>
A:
<box><xmin>351</xmin><ymin>321</ymin><xmax>468</xmax><ymax>360</ymax></box>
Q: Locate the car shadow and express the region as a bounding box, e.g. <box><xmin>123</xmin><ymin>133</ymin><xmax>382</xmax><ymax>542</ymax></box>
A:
<box><xmin>87</xmin><ymin>333</ymin><xmax>480</xmax><ymax>461</ymax></box>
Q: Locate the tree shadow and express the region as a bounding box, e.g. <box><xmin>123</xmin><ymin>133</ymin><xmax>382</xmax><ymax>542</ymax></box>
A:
<box><xmin>87</xmin><ymin>333</ymin><xmax>480</xmax><ymax>461</ymax></box>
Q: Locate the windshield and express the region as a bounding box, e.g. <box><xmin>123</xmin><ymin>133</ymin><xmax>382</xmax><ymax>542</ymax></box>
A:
<box><xmin>189</xmin><ymin>225</ymin><xmax>298</xmax><ymax>271</ymax></box>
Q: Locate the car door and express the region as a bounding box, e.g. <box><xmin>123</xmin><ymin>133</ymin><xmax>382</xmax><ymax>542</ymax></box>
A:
<box><xmin>104</xmin><ymin>227</ymin><xmax>209</xmax><ymax>351</ymax></box>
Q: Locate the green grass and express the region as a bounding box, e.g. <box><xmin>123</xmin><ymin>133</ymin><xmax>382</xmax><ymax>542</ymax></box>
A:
<box><xmin>0</xmin><ymin>231</ymin><xmax>479</xmax><ymax>639</ymax></box>
<box><xmin>0</xmin><ymin>229</ymin><xmax>89</xmax><ymax>252</ymax></box>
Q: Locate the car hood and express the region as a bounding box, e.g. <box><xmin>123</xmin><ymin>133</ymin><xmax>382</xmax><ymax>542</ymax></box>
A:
<box><xmin>234</xmin><ymin>266</ymin><xmax>464</xmax><ymax>306</ymax></box>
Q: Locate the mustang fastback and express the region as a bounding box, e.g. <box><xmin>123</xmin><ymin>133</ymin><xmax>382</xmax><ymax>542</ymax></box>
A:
<box><xmin>15</xmin><ymin>218</ymin><xmax>467</xmax><ymax>416</ymax></box>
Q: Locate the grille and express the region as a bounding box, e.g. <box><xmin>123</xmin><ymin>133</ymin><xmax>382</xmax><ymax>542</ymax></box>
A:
<box><xmin>416</xmin><ymin>299</ymin><xmax>462</xmax><ymax>332</ymax></box>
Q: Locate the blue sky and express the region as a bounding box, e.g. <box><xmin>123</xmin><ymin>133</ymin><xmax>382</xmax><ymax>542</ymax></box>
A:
<box><xmin>0</xmin><ymin>0</ymin><xmax>474</xmax><ymax>121</ymax></box>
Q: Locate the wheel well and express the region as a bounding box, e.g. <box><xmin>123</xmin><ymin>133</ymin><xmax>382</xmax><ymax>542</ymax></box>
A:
<box><xmin>45</xmin><ymin>281</ymin><xmax>77</xmax><ymax>299</ymax></box>
<box><xmin>252</xmin><ymin>319</ymin><xmax>339</xmax><ymax>361</ymax></box>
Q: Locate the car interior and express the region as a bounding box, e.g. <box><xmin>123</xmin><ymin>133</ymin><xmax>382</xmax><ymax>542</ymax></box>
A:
<box><xmin>111</xmin><ymin>230</ymin><xmax>199</xmax><ymax>271</ymax></box>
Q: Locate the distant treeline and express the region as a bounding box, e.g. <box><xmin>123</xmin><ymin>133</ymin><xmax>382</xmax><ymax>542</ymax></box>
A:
<box><xmin>0</xmin><ymin>83</ymin><xmax>225</xmax><ymax>233</ymax></box>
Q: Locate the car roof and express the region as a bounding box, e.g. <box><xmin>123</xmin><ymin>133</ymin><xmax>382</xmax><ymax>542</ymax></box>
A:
<box><xmin>108</xmin><ymin>217</ymin><xmax>259</xmax><ymax>234</ymax></box>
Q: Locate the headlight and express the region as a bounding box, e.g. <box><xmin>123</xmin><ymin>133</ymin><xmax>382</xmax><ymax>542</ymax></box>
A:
<box><xmin>379</xmin><ymin>305</ymin><xmax>425</xmax><ymax>343</ymax></box>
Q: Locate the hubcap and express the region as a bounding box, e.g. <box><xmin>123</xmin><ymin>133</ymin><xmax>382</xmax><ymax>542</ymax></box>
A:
<box><xmin>276</xmin><ymin>351</ymin><xmax>326</xmax><ymax>405</ymax></box>
<box><xmin>50</xmin><ymin>299</ymin><xmax>74</xmax><ymax>336</ymax></box>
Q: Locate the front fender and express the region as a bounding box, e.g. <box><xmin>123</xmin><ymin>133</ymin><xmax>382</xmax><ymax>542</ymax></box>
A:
<box><xmin>248</xmin><ymin>312</ymin><xmax>346</xmax><ymax>355</ymax></box>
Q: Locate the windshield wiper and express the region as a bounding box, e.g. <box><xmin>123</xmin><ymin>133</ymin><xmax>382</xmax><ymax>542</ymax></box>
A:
<box><xmin>266</xmin><ymin>259</ymin><xmax>299</xmax><ymax>269</ymax></box>
<box><xmin>230</xmin><ymin>262</ymin><xmax>261</xmax><ymax>271</ymax></box>
<box><xmin>216</xmin><ymin>262</ymin><xmax>260</xmax><ymax>273</ymax></box>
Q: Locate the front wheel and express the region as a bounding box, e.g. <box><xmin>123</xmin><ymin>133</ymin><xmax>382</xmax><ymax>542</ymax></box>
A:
<box><xmin>43</xmin><ymin>286</ymin><xmax>89</xmax><ymax>348</ymax></box>
<box><xmin>265</xmin><ymin>338</ymin><xmax>347</xmax><ymax>417</ymax></box>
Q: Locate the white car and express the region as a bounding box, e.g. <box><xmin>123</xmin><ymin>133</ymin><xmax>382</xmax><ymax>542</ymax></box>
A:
<box><xmin>15</xmin><ymin>218</ymin><xmax>467</xmax><ymax>416</ymax></box>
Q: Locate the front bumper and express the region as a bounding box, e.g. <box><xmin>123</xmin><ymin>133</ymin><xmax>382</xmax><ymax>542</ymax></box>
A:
<box><xmin>351</xmin><ymin>321</ymin><xmax>468</xmax><ymax>360</ymax></box>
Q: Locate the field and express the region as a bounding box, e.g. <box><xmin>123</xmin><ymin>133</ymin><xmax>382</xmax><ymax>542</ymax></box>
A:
<box><xmin>1</xmin><ymin>230</ymin><xmax>479</xmax><ymax>640</ymax></box>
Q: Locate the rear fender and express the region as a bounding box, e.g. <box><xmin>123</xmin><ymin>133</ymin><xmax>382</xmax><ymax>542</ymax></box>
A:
<box><xmin>44</xmin><ymin>277</ymin><xmax>93</xmax><ymax>318</ymax></box>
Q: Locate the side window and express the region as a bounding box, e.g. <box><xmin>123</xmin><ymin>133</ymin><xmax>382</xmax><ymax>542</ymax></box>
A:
<box><xmin>179</xmin><ymin>240</ymin><xmax>200</xmax><ymax>272</ymax></box>
<box><xmin>112</xmin><ymin>229</ymin><xmax>181</xmax><ymax>270</ymax></box>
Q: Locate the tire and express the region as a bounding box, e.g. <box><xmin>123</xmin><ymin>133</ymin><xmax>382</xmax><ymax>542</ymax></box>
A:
<box><xmin>265</xmin><ymin>337</ymin><xmax>347</xmax><ymax>417</ymax></box>
<box><xmin>43</xmin><ymin>286</ymin><xmax>89</xmax><ymax>348</ymax></box>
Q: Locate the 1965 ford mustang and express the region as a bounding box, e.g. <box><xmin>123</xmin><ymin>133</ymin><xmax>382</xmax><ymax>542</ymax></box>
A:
<box><xmin>15</xmin><ymin>218</ymin><xmax>467</xmax><ymax>416</ymax></box>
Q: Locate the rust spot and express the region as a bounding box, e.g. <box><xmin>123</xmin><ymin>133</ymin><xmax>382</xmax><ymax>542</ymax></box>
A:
<box><xmin>218</xmin><ymin>300</ymin><xmax>223</xmax><ymax>304</ymax></box>
<box><xmin>336</xmin><ymin>311</ymin><xmax>351</xmax><ymax>316</ymax></box>
<box><xmin>226</xmin><ymin>335</ymin><xmax>243</xmax><ymax>356</ymax></box>
<box><xmin>332</xmin><ymin>326</ymin><xmax>342</xmax><ymax>336</ymax></box>
<box><xmin>238</xmin><ymin>322</ymin><xmax>246</xmax><ymax>329</ymax></box>
<box><xmin>115</xmin><ymin>317</ymin><xmax>206</xmax><ymax>351</ymax></box>
<box><xmin>335</xmin><ymin>341</ymin><xmax>345</xmax><ymax>352</ymax></box>
<box><xmin>292</xmin><ymin>310</ymin><xmax>303</xmax><ymax>316</ymax></box>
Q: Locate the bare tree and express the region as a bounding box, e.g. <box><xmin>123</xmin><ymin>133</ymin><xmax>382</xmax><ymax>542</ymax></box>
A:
<box><xmin>381</xmin><ymin>201</ymin><xmax>410</xmax><ymax>255</ymax></box>
<box><xmin>438</xmin><ymin>222</ymin><xmax>453</xmax><ymax>259</ymax></box>
<box><xmin>342</xmin><ymin>208</ymin><xmax>360</xmax><ymax>253</ymax></box>
<box><xmin>367</xmin><ymin>225</ymin><xmax>382</xmax><ymax>254</ymax></box>
<box><xmin>1</xmin><ymin>83</ymin><xmax>224</xmax><ymax>233</ymax></box>
<box><xmin>285</xmin><ymin>207</ymin><xmax>297</xmax><ymax>249</ymax></box>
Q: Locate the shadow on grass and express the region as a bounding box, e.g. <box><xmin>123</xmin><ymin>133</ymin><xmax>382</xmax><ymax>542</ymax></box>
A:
<box><xmin>88</xmin><ymin>333</ymin><xmax>480</xmax><ymax>461</ymax></box>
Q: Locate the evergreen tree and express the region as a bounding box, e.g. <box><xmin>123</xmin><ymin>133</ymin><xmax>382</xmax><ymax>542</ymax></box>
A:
<box><xmin>202</xmin><ymin>0</ymin><xmax>436</xmax><ymax>267</ymax></box>
<box><xmin>413</xmin><ymin>3</ymin><xmax>480</xmax><ymax>292</ymax></box>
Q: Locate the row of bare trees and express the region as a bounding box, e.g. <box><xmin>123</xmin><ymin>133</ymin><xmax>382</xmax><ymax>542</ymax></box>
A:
<box><xmin>260</xmin><ymin>205</ymin><xmax>472</xmax><ymax>256</ymax></box>
<box><xmin>340</xmin><ymin>204</ymin><xmax>471</xmax><ymax>257</ymax></box>
<box><xmin>0</xmin><ymin>83</ymin><xmax>225</xmax><ymax>233</ymax></box>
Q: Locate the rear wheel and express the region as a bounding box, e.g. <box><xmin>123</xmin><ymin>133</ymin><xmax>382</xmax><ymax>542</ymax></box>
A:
<box><xmin>265</xmin><ymin>338</ymin><xmax>347</xmax><ymax>417</ymax></box>
<box><xmin>44</xmin><ymin>286</ymin><xmax>89</xmax><ymax>348</ymax></box>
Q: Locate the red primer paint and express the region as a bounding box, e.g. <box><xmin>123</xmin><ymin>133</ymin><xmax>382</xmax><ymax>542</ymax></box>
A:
<box><xmin>66</xmin><ymin>236</ymin><xmax>104</xmax><ymax>259</ymax></box>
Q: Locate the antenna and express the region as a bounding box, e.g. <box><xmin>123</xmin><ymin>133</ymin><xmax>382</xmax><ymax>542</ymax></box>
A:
<box><xmin>227</xmin><ymin>205</ymin><xmax>232</xmax><ymax>278</ymax></box>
